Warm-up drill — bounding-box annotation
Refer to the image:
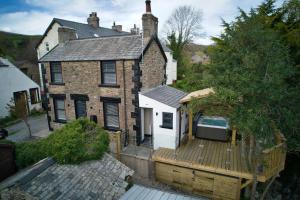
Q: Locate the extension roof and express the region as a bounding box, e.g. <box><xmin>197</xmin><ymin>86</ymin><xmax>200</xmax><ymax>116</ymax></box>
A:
<box><xmin>140</xmin><ymin>85</ymin><xmax>187</xmax><ymax>108</ymax></box>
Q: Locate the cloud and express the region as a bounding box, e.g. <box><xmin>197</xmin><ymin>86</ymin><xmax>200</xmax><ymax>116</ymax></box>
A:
<box><xmin>0</xmin><ymin>0</ymin><xmax>273</xmax><ymax>44</ymax></box>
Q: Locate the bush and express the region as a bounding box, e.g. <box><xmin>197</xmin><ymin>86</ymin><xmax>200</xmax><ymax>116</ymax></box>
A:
<box><xmin>15</xmin><ymin>118</ymin><xmax>109</xmax><ymax>169</ymax></box>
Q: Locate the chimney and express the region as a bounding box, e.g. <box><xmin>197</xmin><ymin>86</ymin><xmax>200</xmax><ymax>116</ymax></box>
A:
<box><xmin>87</xmin><ymin>12</ymin><xmax>99</xmax><ymax>28</ymax></box>
<box><xmin>142</xmin><ymin>0</ymin><xmax>158</xmax><ymax>38</ymax></box>
<box><xmin>58</xmin><ymin>27</ymin><xmax>77</xmax><ymax>44</ymax></box>
<box><xmin>112</xmin><ymin>22</ymin><xmax>122</xmax><ymax>32</ymax></box>
<box><xmin>146</xmin><ymin>0</ymin><xmax>151</xmax><ymax>13</ymax></box>
<box><xmin>130</xmin><ymin>24</ymin><xmax>140</xmax><ymax>35</ymax></box>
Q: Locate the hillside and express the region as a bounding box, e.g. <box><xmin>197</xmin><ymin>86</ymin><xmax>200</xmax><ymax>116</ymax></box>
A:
<box><xmin>183</xmin><ymin>43</ymin><xmax>210</xmax><ymax>64</ymax></box>
<box><xmin>0</xmin><ymin>31</ymin><xmax>42</xmax><ymax>84</ymax></box>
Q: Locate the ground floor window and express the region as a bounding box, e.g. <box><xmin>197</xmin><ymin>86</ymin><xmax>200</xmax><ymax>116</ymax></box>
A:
<box><xmin>75</xmin><ymin>100</ymin><xmax>87</xmax><ymax>119</ymax></box>
<box><xmin>162</xmin><ymin>112</ymin><xmax>173</xmax><ymax>129</ymax></box>
<box><xmin>29</xmin><ymin>88</ymin><xmax>39</xmax><ymax>104</ymax></box>
<box><xmin>53</xmin><ymin>98</ymin><xmax>66</xmax><ymax>122</ymax></box>
<box><xmin>103</xmin><ymin>102</ymin><xmax>119</xmax><ymax>130</ymax></box>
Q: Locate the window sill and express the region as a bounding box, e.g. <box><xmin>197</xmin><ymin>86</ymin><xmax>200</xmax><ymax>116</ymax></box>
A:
<box><xmin>98</xmin><ymin>84</ymin><xmax>120</xmax><ymax>88</ymax></box>
<box><xmin>104</xmin><ymin>126</ymin><xmax>121</xmax><ymax>132</ymax></box>
<box><xmin>160</xmin><ymin>125</ymin><xmax>173</xmax><ymax>130</ymax></box>
<box><xmin>49</xmin><ymin>82</ymin><xmax>65</xmax><ymax>86</ymax></box>
<box><xmin>53</xmin><ymin>119</ymin><xmax>67</xmax><ymax>124</ymax></box>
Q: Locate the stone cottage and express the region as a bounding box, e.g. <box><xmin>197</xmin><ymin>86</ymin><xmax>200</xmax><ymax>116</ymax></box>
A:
<box><xmin>39</xmin><ymin>0</ymin><xmax>167</xmax><ymax>146</ymax></box>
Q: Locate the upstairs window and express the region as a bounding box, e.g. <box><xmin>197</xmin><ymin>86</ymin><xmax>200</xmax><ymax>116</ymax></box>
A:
<box><xmin>29</xmin><ymin>88</ymin><xmax>39</xmax><ymax>104</ymax></box>
<box><xmin>162</xmin><ymin>112</ymin><xmax>173</xmax><ymax>129</ymax></box>
<box><xmin>45</xmin><ymin>42</ymin><xmax>49</xmax><ymax>51</ymax></box>
<box><xmin>101</xmin><ymin>61</ymin><xmax>116</xmax><ymax>85</ymax></box>
<box><xmin>50</xmin><ymin>62</ymin><xmax>63</xmax><ymax>84</ymax></box>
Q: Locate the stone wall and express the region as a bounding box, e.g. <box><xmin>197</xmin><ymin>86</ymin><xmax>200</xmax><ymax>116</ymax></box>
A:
<box><xmin>44</xmin><ymin>60</ymin><xmax>136</xmax><ymax>135</ymax></box>
<box><xmin>140</xmin><ymin>40</ymin><xmax>166</xmax><ymax>91</ymax></box>
<box><xmin>44</xmin><ymin>38</ymin><xmax>166</xmax><ymax>146</ymax></box>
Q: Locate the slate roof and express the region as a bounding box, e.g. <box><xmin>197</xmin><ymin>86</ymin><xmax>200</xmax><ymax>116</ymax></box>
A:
<box><xmin>0</xmin><ymin>154</ymin><xmax>134</xmax><ymax>200</ymax></box>
<box><xmin>54</xmin><ymin>18</ymin><xmax>130</xmax><ymax>38</ymax></box>
<box><xmin>141</xmin><ymin>85</ymin><xmax>187</xmax><ymax>108</ymax></box>
<box><xmin>120</xmin><ymin>185</ymin><xmax>207</xmax><ymax>200</ymax></box>
<box><xmin>39</xmin><ymin>35</ymin><xmax>144</xmax><ymax>62</ymax></box>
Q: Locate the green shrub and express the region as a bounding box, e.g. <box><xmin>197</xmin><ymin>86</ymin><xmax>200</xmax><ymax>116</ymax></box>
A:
<box><xmin>15</xmin><ymin>118</ymin><xmax>109</xmax><ymax>169</ymax></box>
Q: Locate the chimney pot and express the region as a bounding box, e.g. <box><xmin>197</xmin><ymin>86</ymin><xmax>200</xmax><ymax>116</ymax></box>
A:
<box><xmin>145</xmin><ymin>0</ymin><xmax>151</xmax><ymax>13</ymax></box>
<box><xmin>87</xmin><ymin>12</ymin><xmax>99</xmax><ymax>28</ymax></box>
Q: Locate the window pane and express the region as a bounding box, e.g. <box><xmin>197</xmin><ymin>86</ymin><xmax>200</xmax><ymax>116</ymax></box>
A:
<box><xmin>56</xmin><ymin>99</ymin><xmax>65</xmax><ymax>109</ymax></box>
<box><xmin>106</xmin><ymin>103</ymin><xmax>118</xmax><ymax>115</ymax></box>
<box><xmin>103</xmin><ymin>73</ymin><xmax>116</xmax><ymax>84</ymax></box>
<box><xmin>163</xmin><ymin>112</ymin><xmax>173</xmax><ymax>129</ymax></box>
<box><xmin>54</xmin><ymin>73</ymin><xmax>63</xmax><ymax>83</ymax></box>
<box><xmin>57</xmin><ymin>110</ymin><xmax>66</xmax><ymax>120</ymax></box>
<box><xmin>102</xmin><ymin>61</ymin><xmax>116</xmax><ymax>84</ymax></box>
<box><xmin>51</xmin><ymin>63</ymin><xmax>61</xmax><ymax>72</ymax></box>
<box><xmin>103</xmin><ymin>64</ymin><xmax>115</xmax><ymax>73</ymax></box>
<box><xmin>106</xmin><ymin>115</ymin><xmax>119</xmax><ymax>128</ymax></box>
<box><xmin>104</xmin><ymin>103</ymin><xmax>119</xmax><ymax>128</ymax></box>
<box><xmin>75</xmin><ymin>100</ymin><xmax>86</xmax><ymax>118</ymax></box>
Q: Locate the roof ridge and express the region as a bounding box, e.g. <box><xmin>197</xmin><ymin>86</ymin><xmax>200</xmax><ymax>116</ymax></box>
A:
<box><xmin>54</xmin><ymin>18</ymin><xmax>129</xmax><ymax>33</ymax></box>
<box><xmin>68</xmin><ymin>34</ymin><xmax>141</xmax><ymax>42</ymax></box>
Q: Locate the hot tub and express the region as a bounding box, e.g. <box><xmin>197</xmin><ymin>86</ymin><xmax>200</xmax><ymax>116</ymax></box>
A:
<box><xmin>196</xmin><ymin>116</ymin><xmax>229</xmax><ymax>141</ymax></box>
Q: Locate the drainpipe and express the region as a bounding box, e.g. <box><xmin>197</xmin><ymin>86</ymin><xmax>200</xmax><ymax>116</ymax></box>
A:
<box><xmin>122</xmin><ymin>60</ymin><xmax>129</xmax><ymax>146</ymax></box>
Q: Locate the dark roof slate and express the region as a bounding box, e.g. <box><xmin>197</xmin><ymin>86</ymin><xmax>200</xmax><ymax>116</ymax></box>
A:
<box><xmin>54</xmin><ymin>18</ymin><xmax>130</xmax><ymax>38</ymax></box>
<box><xmin>141</xmin><ymin>85</ymin><xmax>187</xmax><ymax>108</ymax></box>
<box><xmin>39</xmin><ymin>35</ymin><xmax>144</xmax><ymax>62</ymax></box>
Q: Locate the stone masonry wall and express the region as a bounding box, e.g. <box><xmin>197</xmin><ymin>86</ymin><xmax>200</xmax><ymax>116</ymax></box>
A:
<box><xmin>140</xmin><ymin>40</ymin><xmax>166</xmax><ymax>91</ymax></box>
<box><xmin>44</xmin><ymin>60</ymin><xmax>136</xmax><ymax>135</ymax></box>
<box><xmin>44</xmin><ymin>39</ymin><xmax>166</xmax><ymax>145</ymax></box>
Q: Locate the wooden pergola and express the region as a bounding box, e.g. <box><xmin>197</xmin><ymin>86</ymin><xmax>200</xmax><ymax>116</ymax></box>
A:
<box><xmin>179</xmin><ymin>88</ymin><xmax>221</xmax><ymax>142</ymax></box>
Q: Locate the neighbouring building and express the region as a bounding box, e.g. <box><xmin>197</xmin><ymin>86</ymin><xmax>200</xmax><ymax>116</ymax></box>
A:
<box><xmin>0</xmin><ymin>57</ymin><xmax>41</xmax><ymax>118</ymax></box>
<box><xmin>39</xmin><ymin>0</ymin><xmax>168</xmax><ymax>147</ymax></box>
<box><xmin>162</xmin><ymin>45</ymin><xmax>177</xmax><ymax>85</ymax></box>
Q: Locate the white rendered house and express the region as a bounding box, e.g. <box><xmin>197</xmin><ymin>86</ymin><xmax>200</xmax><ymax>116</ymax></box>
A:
<box><xmin>0</xmin><ymin>58</ymin><xmax>41</xmax><ymax>118</ymax></box>
<box><xmin>139</xmin><ymin>85</ymin><xmax>188</xmax><ymax>149</ymax></box>
<box><xmin>162</xmin><ymin>45</ymin><xmax>177</xmax><ymax>85</ymax></box>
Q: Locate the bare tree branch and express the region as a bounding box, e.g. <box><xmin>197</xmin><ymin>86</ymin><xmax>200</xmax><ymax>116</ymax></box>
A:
<box><xmin>164</xmin><ymin>5</ymin><xmax>204</xmax><ymax>45</ymax></box>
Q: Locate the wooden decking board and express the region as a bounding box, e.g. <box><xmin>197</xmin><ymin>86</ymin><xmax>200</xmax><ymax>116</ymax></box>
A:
<box><xmin>153</xmin><ymin>139</ymin><xmax>256</xmax><ymax>180</ymax></box>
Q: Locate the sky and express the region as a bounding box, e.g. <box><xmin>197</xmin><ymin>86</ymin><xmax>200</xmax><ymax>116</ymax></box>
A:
<box><xmin>0</xmin><ymin>0</ymin><xmax>284</xmax><ymax>45</ymax></box>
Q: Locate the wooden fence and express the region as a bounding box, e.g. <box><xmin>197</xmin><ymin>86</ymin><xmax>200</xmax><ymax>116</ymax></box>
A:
<box><xmin>260</xmin><ymin>133</ymin><xmax>286</xmax><ymax>181</ymax></box>
<box><xmin>0</xmin><ymin>143</ymin><xmax>16</xmax><ymax>181</ymax></box>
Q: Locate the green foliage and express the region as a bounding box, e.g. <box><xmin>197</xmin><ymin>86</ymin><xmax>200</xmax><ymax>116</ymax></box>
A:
<box><xmin>0</xmin><ymin>115</ymin><xmax>19</xmax><ymax>128</ymax></box>
<box><xmin>15</xmin><ymin>118</ymin><xmax>109</xmax><ymax>169</ymax></box>
<box><xmin>190</xmin><ymin>0</ymin><xmax>300</xmax><ymax>151</ymax></box>
<box><xmin>0</xmin><ymin>31</ymin><xmax>41</xmax><ymax>62</ymax></box>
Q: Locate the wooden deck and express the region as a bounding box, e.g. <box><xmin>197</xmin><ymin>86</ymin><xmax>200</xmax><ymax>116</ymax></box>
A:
<box><xmin>153</xmin><ymin>139</ymin><xmax>259</xmax><ymax>181</ymax></box>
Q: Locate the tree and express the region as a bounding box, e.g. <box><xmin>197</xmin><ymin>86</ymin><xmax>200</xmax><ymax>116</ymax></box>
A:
<box><xmin>164</xmin><ymin>5</ymin><xmax>204</xmax><ymax>79</ymax></box>
<box><xmin>190</xmin><ymin>2</ymin><xmax>297</xmax><ymax>198</ymax></box>
<box><xmin>7</xmin><ymin>97</ymin><xmax>32</xmax><ymax>137</ymax></box>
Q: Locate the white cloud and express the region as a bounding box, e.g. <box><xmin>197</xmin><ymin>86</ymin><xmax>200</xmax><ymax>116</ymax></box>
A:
<box><xmin>0</xmin><ymin>0</ymin><xmax>271</xmax><ymax>44</ymax></box>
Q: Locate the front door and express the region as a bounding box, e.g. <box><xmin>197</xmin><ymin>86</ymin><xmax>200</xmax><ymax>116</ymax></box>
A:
<box><xmin>75</xmin><ymin>100</ymin><xmax>87</xmax><ymax>119</ymax></box>
<box><xmin>13</xmin><ymin>91</ymin><xmax>29</xmax><ymax>115</ymax></box>
<box><xmin>144</xmin><ymin>108</ymin><xmax>153</xmax><ymax>136</ymax></box>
